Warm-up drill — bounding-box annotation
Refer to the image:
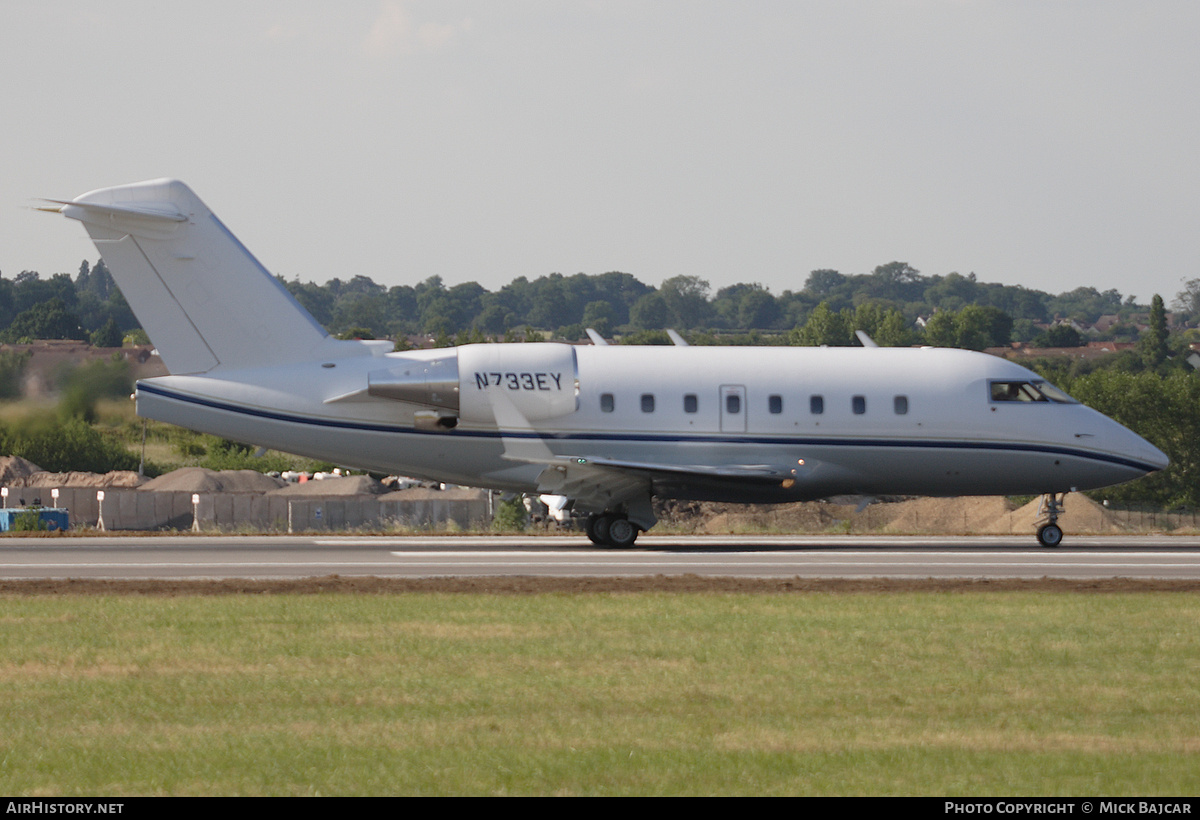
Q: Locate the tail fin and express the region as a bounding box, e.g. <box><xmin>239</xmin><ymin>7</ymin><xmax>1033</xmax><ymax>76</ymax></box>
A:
<box><xmin>55</xmin><ymin>179</ymin><xmax>335</xmax><ymax>374</ymax></box>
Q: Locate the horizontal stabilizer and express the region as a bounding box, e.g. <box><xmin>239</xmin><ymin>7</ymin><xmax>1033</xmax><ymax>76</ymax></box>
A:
<box><xmin>43</xmin><ymin>198</ymin><xmax>188</xmax><ymax>224</ymax></box>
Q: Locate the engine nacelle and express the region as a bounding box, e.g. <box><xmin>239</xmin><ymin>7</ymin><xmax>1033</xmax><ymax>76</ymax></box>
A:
<box><xmin>458</xmin><ymin>343</ymin><xmax>579</xmax><ymax>424</ymax></box>
<box><xmin>366</xmin><ymin>343</ymin><xmax>579</xmax><ymax>427</ymax></box>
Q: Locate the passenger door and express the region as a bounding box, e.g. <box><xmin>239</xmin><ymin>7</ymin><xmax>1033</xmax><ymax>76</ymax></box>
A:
<box><xmin>719</xmin><ymin>384</ymin><xmax>746</xmax><ymax>433</ymax></box>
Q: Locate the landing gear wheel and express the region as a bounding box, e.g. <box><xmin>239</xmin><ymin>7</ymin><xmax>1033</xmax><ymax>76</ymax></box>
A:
<box><xmin>605</xmin><ymin>516</ymin><xmax>640</xmax><ymax>549</ymax></box>
<box><xmin>1035</xmin><ymin>493</ymin><xmax>1067</xmax><ymax>549</ymax></box>
<box><xmin>586</xmin><ymin>514</ymin><xmax>612</xmax><ymax>546</ymax></box>
<box><xmin>1037</xmin><ymin>523</ymin><xmax>1063</xmax><ymax>548</ymax></box>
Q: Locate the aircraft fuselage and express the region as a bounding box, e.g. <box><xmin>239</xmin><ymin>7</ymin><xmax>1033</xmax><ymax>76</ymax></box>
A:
<box><xmin>135</xmin><ymin>343</ymin><xmax>1165</xmax><ymax>506</ymax></box>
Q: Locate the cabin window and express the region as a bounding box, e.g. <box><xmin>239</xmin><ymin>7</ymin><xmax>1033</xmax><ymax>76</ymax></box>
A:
<box><xmin>726</xmin><ymin>394</ymin><xmax>741</xmax><ymax>414</ymax></box>
<box><xmin>852</xmin><ymin>395</ymin><xmax>866</xmax><ymax>415</ymax></box>
<box><xmin>810</xmin><ymin>395</ymin><xmax>824</xmax><ymax>415</ymax></box>
<box><xmin>641</xmin><ymin>394</ymin><xmax>655</xmax><ymax>413</ymax></box>
<box><xmin>683</xmin><ymin>394</ymin><xmax>698</xmax><ymax>413</ymax></box>
<box><xmin>768</xmin><ymin>395</ymin><xmax>783</xmax><ymax>414</ymax></box>
<box><xmin>894</xmin><ymin>395</ymin><xmax>908</xmax><ymax>415</ymax></box>
<box><xmin>600</xmin><ymin>393</ymin><xmax>615</xmax><ymax>413</ymax></box>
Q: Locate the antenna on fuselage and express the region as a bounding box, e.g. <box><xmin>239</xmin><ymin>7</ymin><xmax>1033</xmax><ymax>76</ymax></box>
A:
<box><xmin>855</xmin><ymin>330</ymin><xmax>879</xmax><ymax>348</ymax></box>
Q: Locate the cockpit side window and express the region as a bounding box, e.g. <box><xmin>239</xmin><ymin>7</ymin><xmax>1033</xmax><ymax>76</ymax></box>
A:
<box><xmin>989</xmin><ymin>380</ymin><xmax>1079</xmax><ymax>404</ymax></box>
<box><xmin>991</xmin><ymin>381</ymin><xmax>1047</xmax><ymax>402</ymax></box>
<box><xmin>1034</xmin><ymin>381</ymin><xmax>1079</xmax><ymax>404</ymax></box>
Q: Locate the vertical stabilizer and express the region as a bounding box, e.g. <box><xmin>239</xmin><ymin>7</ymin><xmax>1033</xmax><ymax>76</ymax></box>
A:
<box><xmin>58</xmin><ymin>179</ymin><xmax>334</xmax><ymax>374</ymax></box>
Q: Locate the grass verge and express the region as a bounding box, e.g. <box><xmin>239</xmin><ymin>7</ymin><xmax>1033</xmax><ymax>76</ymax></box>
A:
<box><xmin>1</xmin><ymin>589</ymin><xmax>1198</xmax><ymax>795</ymax></box>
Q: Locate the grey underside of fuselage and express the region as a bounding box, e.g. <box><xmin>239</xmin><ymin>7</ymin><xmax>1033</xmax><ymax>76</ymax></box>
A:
<box><xmin>138</xmin><ymin>388</ymin><xmax>1144</xmax><ymax>501</ymax></box>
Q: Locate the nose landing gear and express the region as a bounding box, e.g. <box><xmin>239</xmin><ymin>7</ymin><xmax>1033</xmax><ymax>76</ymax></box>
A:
<box><xmin>1035</xmin><ymin>493</ymin><xmax>1066</xmax><ymax>548</ymax></box>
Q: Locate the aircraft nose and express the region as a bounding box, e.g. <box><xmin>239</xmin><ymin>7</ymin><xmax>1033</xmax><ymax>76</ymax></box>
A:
<box><xmin>1141</xmin><ymin>439</ymin><xmax>1170</xmax><ymax>473</ymax></box>
<box><xmin>1110</xmin><ymin>421</ymin><xmax>1168</xmax><ymax>474</ymax></box>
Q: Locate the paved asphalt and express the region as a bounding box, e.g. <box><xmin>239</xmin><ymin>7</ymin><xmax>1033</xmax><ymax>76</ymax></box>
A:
<box><xmin>1</xmin><ymin>534</ymin><xmax>1200</xmax><ymax>580</ymax></box>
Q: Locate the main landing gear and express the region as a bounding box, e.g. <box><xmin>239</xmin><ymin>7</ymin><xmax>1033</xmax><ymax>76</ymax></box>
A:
<box><xmin>585</xmin><ymin>512</ymin><xmax>641</xmax><ymax>548</ymax></box>
<box><xmin>1035</xmin><ymin>493</ymin><xmax>1066</xmax><ymax>548</ymax></box>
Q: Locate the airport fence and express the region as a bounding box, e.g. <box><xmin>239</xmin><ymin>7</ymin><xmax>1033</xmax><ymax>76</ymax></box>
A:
<box><xmin>1095</xmin><ymin>503</ymin><xmax>1200</xmax><ymax>533</ymax></box>
<box><xmin>0</xmin><ymin>487</ymin><xmax>495</xmax><ymax>532</ymax></box>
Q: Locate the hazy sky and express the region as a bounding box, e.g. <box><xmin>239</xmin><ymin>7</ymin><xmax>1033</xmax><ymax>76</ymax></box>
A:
<box><xmin>4</xmin><ymin>1</ymin><xmax>1198</xmax><ymax>305</ymax></box>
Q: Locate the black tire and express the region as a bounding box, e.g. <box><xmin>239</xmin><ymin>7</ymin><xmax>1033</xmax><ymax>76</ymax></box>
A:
<box><xmin>1037</xmin><ymin>523</ymin><xmax>1063</xmax><ymax>548</ymax></box>
<box><xmin>606</xmin><ymin>516</ymin><xmax>639</xmax><ymax>548</ymax></box>
<box><xmin>588</xmin><ymin>514</ymin><xmax>613</xmax><ymax>546</ymax></box>
<box><xmin>584</xmin><ymin>514</ymin><xmax>603</xmax><ymax>545</ymax></box>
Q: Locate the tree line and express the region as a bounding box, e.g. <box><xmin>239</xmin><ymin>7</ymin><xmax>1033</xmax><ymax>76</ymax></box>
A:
<box><xmin>6</xmin><ymin>258</ymin><xmax>1194</xmax><ymax>349</ymax></box>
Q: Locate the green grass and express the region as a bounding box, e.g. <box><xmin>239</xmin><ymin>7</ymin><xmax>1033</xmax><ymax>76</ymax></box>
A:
<box><xmin>2</xmin><ymin>591</ymin><xmax>1199</xmax><ymax>795</ymax></box>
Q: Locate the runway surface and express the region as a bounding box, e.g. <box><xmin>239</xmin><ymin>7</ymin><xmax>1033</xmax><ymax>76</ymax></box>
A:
<box><xmin>2</xmin><ymin>534</ymin><xmax>1200</xmax><ymax>580</ymax></box>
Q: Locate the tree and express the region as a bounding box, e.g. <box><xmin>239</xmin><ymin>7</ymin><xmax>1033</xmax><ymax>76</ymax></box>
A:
<box><xmin>1140</xmin><ymin>294</ymin><xmax>1169</xmax><ymax>370</ymax></box>
<box><xmin>869</xmin><ymin>262</ymin><xmax>924</xmax><ymax>302</ymax></box>
<box><xmin>474</xmin><ymin>303</ymin><xmax>510</xmax><ymax>335</ymax></box>
<box><xmin>790</xmin><ymin>302</ymin><xmax>853</xmax><ymax>346</ymax></box>
<box><xmin>922</xmin><ymin>311</ymin><xmax>959</xmax><ymax>348</ymax></box>
<box><xmin>923</xmin><ymin>272</ymin><xmax>979</xmax><ymax>312</ymax></box>
<box><xmin>852</xmin><ymin>302</ymin><xmax>916</xmax><ymax>347</ymax></box>
<box><xmin>89</xmin><ymin>317</ymin><xmax>124</xmax><ymax>348</ymax></box>
<box><xmin>1035</xmin><ymin>324</ymin><xmax>1083</xmax><ymax>348</ymax></box>
<box><xmin>921</xmin><ymin>305</ymin><xmax>1011</xmax><ymax>350</ymax></box>
<box><xmin>1</xmin><ymin>298</ymin><xmax>84</xmax><ymax>342</ymax></box>
<box><xmin>658</xmin><ymin>275</ymin><xmax>711</xmax><ymax>329</ymax></box>
<box><xmin>736</xmin><ymin>288</ymin><xmax>782</xmax><ymax>329</ymax></box>
<box><xmin>1172</xmin><ymin>278</ymin><xmax>1200</xmax><ymax>321</ymax></box>
<box><xmin>629</xmin><ymin>292</ymin><xmax>670</xmax><ymax>330</ymax></box>
<box><xmin>581</xmin><ymin>301</ymin><xmax>614</xmax><ymax>336</ymax></box>
<box><xmin>803</xmin><ymin>269</ymin><xmax>845</xmax><ymax>298</ymax></box>
<box><xmin>957</xmin><ymin>304</ymin><xmax>1012</xmax><ymax>350</ymax></box>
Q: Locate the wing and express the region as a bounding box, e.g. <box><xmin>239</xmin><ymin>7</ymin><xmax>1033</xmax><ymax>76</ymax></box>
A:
<box><xmin>532</xmin><ymin>454</ymin><xmax>808</xmax><ymax>515</ymax></box>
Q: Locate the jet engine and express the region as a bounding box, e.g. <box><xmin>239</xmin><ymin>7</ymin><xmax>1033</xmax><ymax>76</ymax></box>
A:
<box><xmin>366</xmin><ymin>343</ymin><xmax>579</xmax><ymax>428</ymax></box>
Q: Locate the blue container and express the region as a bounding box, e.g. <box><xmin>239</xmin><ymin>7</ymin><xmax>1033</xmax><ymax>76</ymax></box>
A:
<box><xmin>0</xmin><ymin>508</ymin><xmax>70</xmax><ymax>532</ymax></box>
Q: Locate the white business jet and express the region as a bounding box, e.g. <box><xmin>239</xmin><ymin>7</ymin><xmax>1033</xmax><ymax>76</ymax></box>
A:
<box><xmin>46</xmin><ymin>179</ymin><xmax>1168</xmax><ymax>548</ymax></box>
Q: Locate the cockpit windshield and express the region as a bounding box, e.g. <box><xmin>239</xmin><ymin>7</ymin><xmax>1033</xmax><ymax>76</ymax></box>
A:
<box><xmin>989</xmin><ymin>380</ymin><xmax>1079</xmax><ymax>404</ymax></box>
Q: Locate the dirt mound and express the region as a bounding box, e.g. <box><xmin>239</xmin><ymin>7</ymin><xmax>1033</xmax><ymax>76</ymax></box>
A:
<box><xmin>270</xmin><ymin>475</ymin><xmax>388</xmax><ymax>496</ymax></box>
<box><xmin>881</xmin><ymin>496</ymin><xmax>1018</xmax><ymax>534</ymax></box>
<box><xmin>139</xmin><ymin>468</ymin><xmax>287</xmax><ymax>493</ymax></box>
<box><xmin>700</xmin><ymin>501</ymin><xmax>848</xmax><ymax>534</ymax></box>
<box><xmin>0</xmin><ymin>456</ymin><xmax>44</xmax><ymax>486</ymax></box>
<box><xmin>8</xmin><ymin>470</ymin><xmax>147</xmax><ymax>489</ymax></box>
<box><xmin>681</xmin><ymin>495</ymin><xmax>1121</xmax><ymax>536</ymax></box>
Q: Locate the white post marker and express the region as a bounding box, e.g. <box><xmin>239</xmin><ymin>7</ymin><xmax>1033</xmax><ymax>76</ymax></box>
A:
<box><xmin>192</xmin><ymin>493</ymin><xmax>201</xmax><ymax>532</ymax></box>
<box><xmin>1</xmin><ymin>487</ymin><xmax>7</xmax><ymax>509</ymax></box>
<box><xmin>96</xmin><ymin>490</ymin><xmax>105</xmax><ymax>531</ymax></box>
